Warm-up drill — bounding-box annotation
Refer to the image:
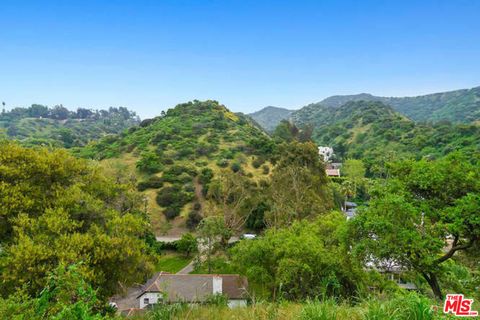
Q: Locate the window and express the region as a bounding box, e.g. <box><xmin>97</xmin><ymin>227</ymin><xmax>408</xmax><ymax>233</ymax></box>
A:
<box><xmin>144</xmin><ymin>298</ymin><xmax>149</xmax><ymax>305</ymax></box>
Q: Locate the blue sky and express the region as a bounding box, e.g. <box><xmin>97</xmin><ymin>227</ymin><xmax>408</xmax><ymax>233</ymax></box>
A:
<box><xmin>1</xmin><ymin>0</ymin><xmax>479</xmax><ymax>118</ymax></box>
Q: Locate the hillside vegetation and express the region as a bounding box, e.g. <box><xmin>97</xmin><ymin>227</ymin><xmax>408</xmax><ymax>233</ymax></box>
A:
<box><xmin>76</xmin><ymin>100</ymin><xmax>274</xmax><ymax>234</ymax></box>
<box><xmin>295</xmin><ymin>100</ymin><xmax>480</xmax><ymax>175</ymax></box>
<box><xmin>295</xmin><ymin>86</ymin><xmax>480</xmax><ymax>123</ymax></box>
<box><xmin>0</xmin><ymin>104</ymin><xmax>139</xmax><ymax>148</ymax></box>
<box><xmin>248</xmin><ymin>106</ymin><xmax>294</xmax><ymax>132</ymax></box>
<box><xmin>2</xmin><ymin>101</ymin><xmax>480</xmax><ymax>319</ymax></box>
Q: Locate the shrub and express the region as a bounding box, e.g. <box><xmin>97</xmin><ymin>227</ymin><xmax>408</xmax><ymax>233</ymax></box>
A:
<box><xmin>216</xmin><ymin>159</ymin><xmax>229</xmax><ymax>168</ymax></box>
<box><xmin>199</xmin><ymin>168</ymin><xmax>214</xmax><ymax>185</ymax></box>
<box><xmin>183</xmin><ymin>183</ymin><xmax>195</xmax><ymax>193</ymax></box>
<box><xmin>230</xmin><ymin>162</ymin><xmax>241</xmax><ymax>173</ymax></box>
<box><xmin>162</xmin><ymin>157</ymin><xmax>174</xmax><ymax>165</ymax></box>
<box><xmin>176</xmin><ymin>233</ymin><xmax>198</xmax><ymax>257</ymax></box>
<box><xmin>163</xmin><ymin>207</ymin><xmax>181</xmax><ymax>220</ymax></box>
<box><xmin>136</xmin><ymin>151</ymin><xmax>162</xmax><ymax>174</ymax></box>
<box><xmin>137</xmin><ymin>176</ymin><xmax>164</xmax><ymax>191</ymax></box>
<box><xmin>156</xmin><ymin>186</ymin><xmax>183</xmax><ymax>208</ymax></box>
<box><xmin>252</xmin><ymin>157</ymin><xmax>265</xmax><ymax>169</ymax></box>
<box><xmin>195</xmin><ymin>143</ymin><xmax>217</xmax><ymax>157</ymax></box>
<box><xmin>262</xmin><ymin>164</ymin><xmax>270</xmax><ymax>174</ymax></box>
<box><xmin>186</xmin><ymin>211</ymin><xmax>203</xmax><ymax>230</ymax></box>
<box><xmin>204</xmin><ymin>294</ymin><xmax>228</xmax><ymax>307</ymax></box>
<box><xmin>193</xmin><ymin>202</ymin><xmax>201</xmax><ymax>211</ymax></box>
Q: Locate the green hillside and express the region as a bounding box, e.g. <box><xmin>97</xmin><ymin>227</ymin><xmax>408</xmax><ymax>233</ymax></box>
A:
<box><xmin>294</xmin><ymin>86</ymin><xmax>480</xmax><ymax>124</ymax></box>
<box><xmin>76</xmin><ymin>100</ymin><xmax>274</xmax><ymax>234</ymax></box>
<box><xmin>248</xmin><ymin>106</ymin><xmax>294</xmax><ymax>132</ymax></box>
<box><xmin>308</xmin><ymin>100</ymin><xmax>480</xmax><ymax>175</ymax></box>
<box><xmin>0</xmin><ymin>104</ymin><xmax>139</xmax><ymax>148</ymax></box>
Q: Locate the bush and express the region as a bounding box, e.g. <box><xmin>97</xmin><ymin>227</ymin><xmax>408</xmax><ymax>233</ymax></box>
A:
<box><xmin>137</xmin><ymin>176</ymin><xmax>164</xmax><ymax>191</ymax></box>
<box><xmin>193</xmin><ymin>202</ymin><xmax>201</xmax><ymax>211</ymax></box>
<box><xmin>183</xmin><ymin>183</ymin><xmax>195</xmax><ymax>193</ymax></box>
<box><xmin>252</xmin><ymin>157</ymin><xmax>265</xmax><ymax>169</ymax></box>
<box><xmin>156</xmin><ymin>186</ymin><xmax>183</xmax><ymax>207</ymax></box>
<box><xmin>162</xmin><ymin>157</ymin><xmax>174</xmax><ymax>165</ymax></box>
<box><xmin>176</xmin><ymin>233</ymin><xmax>198</xmax><ymax>257</ymax></box>
<box><xmin>216</xmin><ymin>159</ymin><xmax>229</xmax><ymax>168</ymax></box>
<box><xmin>230</xmin><ymin>162</ymin><xmax>241</xmax><ymax>173</ymax></box>
<box><xmin>163</xmin><ymin>165</ymin><xmax>197</xmax><ymax>183</ymax></box>
<box><xmin>199</xmin><ymin>168</ymin><xmax>214</xmax><ymax>185</ymax></box>
<box><xmin>186</xmin><ymin>211</ymin><xmax>203</xmax><ymax>230</ymax></box>
<box><xmin>163</xmin><ymin>206</ymin><xmax>181</xmax><ymax>220</ymax></box>
<box><xmin>136</xmin><ymin>151</ymin><xmax>162</xmax><ymax>174</ymax></box>
<box><xmin>262</xmin><ymin>164</ymin><xmax>270</xmax><ymax>174</ymax></box>
<box><xmin>204</xmin><ymin>294</ymin><xmax>228</xmax><ymax>307</ymax></box>
<box><xmin>195</xmin><ymin>143</ymin><xmax>217</xmax><ymax>157</ymax></box>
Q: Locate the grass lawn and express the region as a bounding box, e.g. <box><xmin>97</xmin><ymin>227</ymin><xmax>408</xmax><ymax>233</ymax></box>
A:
<box><xmin>155</xmin><ymin>253</ymin><xmax>192</xmax><ymax>273</ymax></box>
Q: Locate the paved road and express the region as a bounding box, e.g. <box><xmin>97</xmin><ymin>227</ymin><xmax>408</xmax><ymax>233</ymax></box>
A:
<box><xmin>156</xmin><ymin>236</ymin><xmax>181</xmax><ymax>243</ymax></box>
<box><xmin>176</xmin><ymin>260</ymin><xmax>195</xmax><ymax>274</ymax></box>
<box><xmin>156</xmin><ymin>236</ymin><xmax>240</xmax><ymax>243</ymax></box>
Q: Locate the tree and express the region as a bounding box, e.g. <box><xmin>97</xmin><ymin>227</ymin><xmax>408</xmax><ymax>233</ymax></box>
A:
<box><xmin>136</xmin><ymin>151</ymin><xmax>163</xmax><ymax>174</ymax></box>
<box><xmin>231</xmin><ymin>212</ymin><xmax>365</xmax><ymax>300</ymax></box>
<box><xmin>342</xmin><ymin>159</ymin><xmax>366</xmax><ymax>185</ymax></box>
<box><xmin>266</xmin><ymin>142</ymin><xmax>332</xmax><ymax>228</ymax></box>
<box><xmin>196</xmin><ymin>216</ymin><xmax>230</xmax><ymax>273</ymax></box>
<box><xmin>50</xmin><ymin>105</ymin><xmax>70</xmax><ymax>120</ymax></box>
<box><xmin>0</xmin><ymin>142</ymin><xmax>154</xmax><ymax>299</ymax></box>
<box><xmin>176</xmin><ymin>233</ymin><xmax>198</xmax><ymax>257</ymax></box>
<box><xmin>350</xmin><ymin>153</ymin><xmax>480</xmax><ymax>300</ymax></box>
<box><xmin>28</xmin><ymin>104</ymin><xmax>49</xmax><ymax>118</ymax></box>
<box><xmin>207</xmin><ymin>170</ymin><xmax>257</xmax><ymax>241</ymax></box>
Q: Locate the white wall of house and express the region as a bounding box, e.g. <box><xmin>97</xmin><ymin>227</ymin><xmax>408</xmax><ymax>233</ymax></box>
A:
<box><xmin>228</xmin><ymin>299</ymin><xmax>247</xmax><ymax>308</ymax></box>
<box><xmin>213</xmin><ymin>276</ymin><xmax>223</xmax><ymax>294</ymax></box>
<box><xmin>139</xmin><ymin>292</ymin><xmax>162</xmax><ymax>309</ymax></box>
<box><xmin>318</xmin><ymin>146</ymin><xmax>334</xmax><ymax>162</ymax></box>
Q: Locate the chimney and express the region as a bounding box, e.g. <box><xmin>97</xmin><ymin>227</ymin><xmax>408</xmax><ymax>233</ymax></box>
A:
<box><xmin>212</xmin><ymin>276</ymin><xmax>223</xmax><ymax>294</ymax></box>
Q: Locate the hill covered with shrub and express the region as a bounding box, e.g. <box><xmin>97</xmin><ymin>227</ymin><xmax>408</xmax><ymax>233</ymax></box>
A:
<box><xmin>248</xmin><ymin>106</ymin><xmax>294</xmax><ymax>133</ymax></box>
<box><xmin>75</xmin><ymin>100</ymin><xmax>275</xmax><ymax>234</ymax></box>
<box><xmin>303</xmin><ymin>100</ymin><xmax>480</xmax><ymax>175</ymax></box>
<box><xmin>293</xmin><ymin>86</ymin><xmax>480</xmax><ymax>125</ymax></box>
<box><xmin>0</xmin><ymin>104</ymin><xmax>139</xmax><ymax>148</ymax></box>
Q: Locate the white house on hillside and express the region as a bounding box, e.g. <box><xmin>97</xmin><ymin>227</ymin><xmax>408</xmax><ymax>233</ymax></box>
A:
<box><xmin>318</xmin><ymin>146</ymin><xmax>334</xmax><ymax>162</ymax></box>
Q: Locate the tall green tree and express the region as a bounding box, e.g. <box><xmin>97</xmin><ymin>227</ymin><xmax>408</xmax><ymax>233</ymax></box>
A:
<box><xmin>0</xmin><ymin>142</ymin><xmax>154</xmax><ymax>299</ymax></box>
<box><xmin>207</xmin><ymin>170</ymin><xmax>258</xmax><ymax>239</ymax></box>
<box><xmin>266</xmin><ymin>142</ymin><xmax>332</xmax><ymax>228</ymax></box>
<box><xmin>350</xmin><ymin>153</ymin><xmax>480</xmax><ymax>300</ymax></box>
<box><xmin>196</xmin><ymin>216</ymin><xmax>230</xmax><ymax>273</ymax></box>
<box><xmin>231</xmin><ymin>212</ymin><xmax>365</xmax><ymax>300</ymax></box>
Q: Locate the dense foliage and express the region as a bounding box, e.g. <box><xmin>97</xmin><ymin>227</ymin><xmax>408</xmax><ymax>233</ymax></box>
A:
<box><xmin>0</xmin><ymin>142</ymin><xmax>155</xmax><ymax>300</ymax></box>
<box><xmin>3</xmin><ymin>98</ymin><xmax>480</xmax><ymax>318</ymax></box>
<box><xmin>75</xmin><ymin>100</ymin><xmax>274</xmax><ymax>230</ymax></box>
<box><xmin>304</xmin><ymin>100</ymin><xmax>480</xmax><ymax>175</ymax></box>
<box><xmin>231</xmin><ymin>212</ymin><xmax>365</xmax><ymax>300</ymax></box>
<box><xmin>0</xmin><ymin>105</ymin><xmax>139</xmax><ymax>148</ymax></box>
<box><xmin>350</xmin><ymin>153</ymin><xmax>480</xmax><ymax>300</ymax></box>
<box><xmin>293</xmin><ymin>86</ymin><xmax>480</xmax><ymax>123</ymax></box>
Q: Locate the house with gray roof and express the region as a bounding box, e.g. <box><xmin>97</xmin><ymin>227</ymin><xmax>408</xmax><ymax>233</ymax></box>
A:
<box><xmin>110</xmin><ymin>272</ymin><xmax>248</xmax><ymax>313</ymax></box>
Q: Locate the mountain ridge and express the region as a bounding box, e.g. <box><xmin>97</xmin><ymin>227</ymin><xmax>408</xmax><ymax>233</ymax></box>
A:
<box><xmin>248</xmin><ymin>106</ymin><xmax>294</xmax><ymax>133</ymax></box>
<box><xmin>249</xmin><ymin>86</ymin><xmax>480</xmax><ymax>132</ymax></box>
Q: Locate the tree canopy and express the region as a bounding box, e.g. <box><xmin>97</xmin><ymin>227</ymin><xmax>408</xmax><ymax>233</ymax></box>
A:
<box><xmin>350</xmin><ymin>152</ymin><xmax>480</xmax><ymax>299</ymax></box>
<box><xmin>0</xmin><ymin>142</ymin><xmax>155</xmax><ymax>299</ymax></box>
